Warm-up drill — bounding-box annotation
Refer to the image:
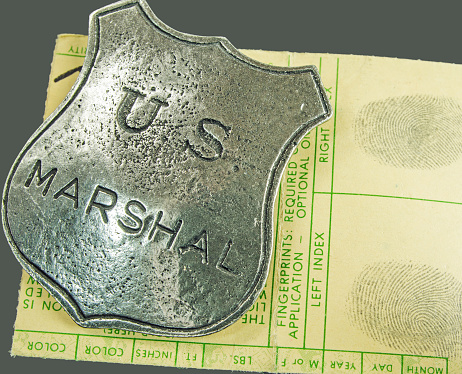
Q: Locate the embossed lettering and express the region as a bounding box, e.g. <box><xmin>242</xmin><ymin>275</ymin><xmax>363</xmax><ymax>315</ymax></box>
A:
<box><xmin>117</xmin><ymin>87</ymin><xmax>168</xmax><ymax>133</ymax></box>
<box><xmin>117</xmin><ymin>200</ymin><xmax>146</xmax><ymax>234</ymax></box>
<box><xmin>147</xmin><ymin>211</ymin><xmax>183</xmax><ymax>250</ymax></box>
<box><xmin>22</xmin><ymin>162</ymin><xmax>241</xmax><ymax>276</ymax></box>
<box><xmin>53</xmin><ymin>177</ymin><xmax>79</xmax><ymax>209</ymax></box>
<box><xmin>187</xmin><ymin>118</ymin><xmax>231</xmax><ymax>161</ymax></box>
<box><xmin>85</xmin><ymin>185</ymin><xmax>118</xmax><ymax>224</ymax></box>
<box><xmin>216</xmin><ymin>239</ymin><xmax>240</xmax><ymax>276</ymax></box>
<box><xmin>179</xmin><ymin>230</ymin><xmax>209</xmax><ymax>264</ymax></box>
<box><xmin>24</xmin><ymin>160</ymin><xmax>57</xmax><ymax>196</ymax></box>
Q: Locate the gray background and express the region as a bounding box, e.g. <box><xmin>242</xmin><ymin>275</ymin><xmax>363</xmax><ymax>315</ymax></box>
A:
<box><xmin>1</xmin><ymin>1</ymin><xmax>461</xmax><ymax>373</ymax></box>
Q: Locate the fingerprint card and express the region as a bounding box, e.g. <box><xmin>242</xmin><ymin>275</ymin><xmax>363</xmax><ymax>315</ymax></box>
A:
<box><xmin>288</xmin><ymin>52</ymin><xmax>462</xmax><ymax>372</ymax></box>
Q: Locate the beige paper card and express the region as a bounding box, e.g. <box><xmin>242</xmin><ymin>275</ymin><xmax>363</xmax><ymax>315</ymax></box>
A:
<box><xmin>11</xmin><ymin>34</ymin><xmax>462</xmax><ymax>373</ymax></box>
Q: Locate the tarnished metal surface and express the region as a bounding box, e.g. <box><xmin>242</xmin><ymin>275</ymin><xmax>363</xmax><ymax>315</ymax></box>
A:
<box><xmin>2</xmin><ymin>0</ymin><xmax>331</xmax><ymax>336</ymax></box>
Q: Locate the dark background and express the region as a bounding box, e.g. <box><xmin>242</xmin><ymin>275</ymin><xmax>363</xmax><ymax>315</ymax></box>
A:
<box><xmin>1</xmin><ymin>1</ymin><xmax>461</xmax><ymax>373</ymax></box>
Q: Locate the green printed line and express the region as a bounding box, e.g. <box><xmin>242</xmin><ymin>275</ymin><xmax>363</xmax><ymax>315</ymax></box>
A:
<box><xmin>275</xmin><ymin>345</ymin><xmax>446</xmax><ymax>360</ymax></box>
<box><xmin>15</xmin><ymin>329</ymin><xmax>136</xmax><ymax>340</ymax></box>
<box><xmin>267</xmin><ymin>183</ymin><xmax>283</xmax><ymax>347</ymax></box>
<box><xmin>174</xmin><ymin>341</ymin><xmax>179</xmax><ymax>366</ymax></box>
<box><xmin>201</xmin><ymin>344</ymin><xmax>206</xmax><ymax>367</ymax></box>
<box><xmin>319</xmin><ymin>57</ymin><xmax>322</xmax><ymax>74</ymax></box>
<box><xmin>131</xmin><ymin>338</ymin><xmax>136</xmax><ymax>363</ymax></box>
<box><xmin>12</xmin><ymin>329</ymin><xmax>154</xmax><ymax>343</ymax></box>
<box><xmin>303</xmin><ymin>126</ymin><xmax>318</xmax><ymax>349</ymax></box>
<box><xmin>277</xmin><ymin>346</ymin><xmax>321</xmax><ymax>351</ymax></box>
<box><xmin>56</xmin><ymin>53</ymin><xmax>86</xmax><ymax>58</ymax></box>
<box><xmin>288</xmin><ymin>53</ymin><xmax>291</xmax><ymax>67</ymax></box>
<box><xmin>315</xmin><ymin>349</ymin><xmax>441</xmax><ymax>359</ymax></box>
<box><xmin>75</xmin><ymin>334</ymin><xmax>80</xmax><ymax>360</ymax></box>
<box><xmin>275</xmin><ymin>347</ymin><xmax>279</xmax><ymax>371</ymax></box>
<box><xmin>401</xmin><ymin>355</ymin><xmax>404</xmax><ymax>374</ymax></box>
<box><xmin>445</xmin><ymin>357</ymin><xmax>448</xmax><ymax>374</ymax></box>
<box><xmin>361</xmin><ymin>352</ymin><xmax>364</xmax><ymax>374</ymax></box>
<box><xmin>141</xmin><ymin>340</ymin><xmax>268</xmax><ymax>350</ymax></box>
<box><xmin>146</xmin><ymin>340</ymin><xmax>267</xmax><ymax>349</ymax></box>
<box><xmin>16</xmin><ymin>329</ymin><xmax>78</xmax><ymax>337</ymax></box>
<box><xmin>400</xmin><ymin>354</ymin><xmax>451</xmax><ymax>360</ymax></box>
<box><xmin>314</xmin><ymin>191</ymin><xmax>462</xmax><ymax>206</ymax></box>
<box><xmin>358</xmin><ymin>351</ymin><xmax>400</xmax><ymax>357</ymax></box>
<box><xmin>322</xmin><ymin>57</ymin><xmax>340</xmax><ymax>373</ymax></box>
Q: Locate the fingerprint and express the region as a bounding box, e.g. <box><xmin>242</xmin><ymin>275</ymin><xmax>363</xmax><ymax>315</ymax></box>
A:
<box><xmin>347</xmin><ymin>261</ymin><xmax>462</xmax><ymax>358</ymax></box>
<box><xmin>355</xmin><ymin>95</ymin><xmax>462</xmax><ymax>168</ymax></box>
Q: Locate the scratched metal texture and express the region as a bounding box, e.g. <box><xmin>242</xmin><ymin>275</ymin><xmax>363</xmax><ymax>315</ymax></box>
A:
<box><xmin>2</xmin><ymin>0</ymin><xmax>331</xmax><ymax>336</ymax></box>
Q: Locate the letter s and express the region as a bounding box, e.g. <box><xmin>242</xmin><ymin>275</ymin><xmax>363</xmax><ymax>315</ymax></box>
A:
<box><xmin>187</xmin><ymin>119</ymin><xmax>231</xmax><ymax>161</ymax></box>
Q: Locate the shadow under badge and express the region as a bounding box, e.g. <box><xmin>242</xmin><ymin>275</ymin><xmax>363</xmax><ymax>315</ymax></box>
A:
<box><xmin>2</xmin><ymin>0</ymin><xmax>331</xmax><ymax>337</ymax></box>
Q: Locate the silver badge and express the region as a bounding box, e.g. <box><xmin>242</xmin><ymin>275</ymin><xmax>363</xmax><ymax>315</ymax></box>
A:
<box><xmin>2</xmin><ymin>0</ymin><xmax>331</xmax><ymax>336</ymax></box>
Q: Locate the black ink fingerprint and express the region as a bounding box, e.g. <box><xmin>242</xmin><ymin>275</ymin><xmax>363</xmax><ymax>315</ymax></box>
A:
<box><xmin>355</xmin><ymin>95</ymin><xmax>462</xmax><ymax>168</ymax></box>
<box><xmin>347</xmin><ymin>261</ymin><xmax>462</xmax><ymax>358</ymax></box>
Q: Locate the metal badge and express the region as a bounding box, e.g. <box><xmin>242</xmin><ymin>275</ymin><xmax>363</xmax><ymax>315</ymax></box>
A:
<box><xmin>2</xmin><ymin>0</ymin><xmax>331</xmax><ymax>336</ymax></box>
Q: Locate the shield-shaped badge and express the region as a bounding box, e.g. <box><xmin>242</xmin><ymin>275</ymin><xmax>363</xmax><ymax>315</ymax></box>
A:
<box><xmin>2</xmin><ymin>0</ymin><xmax>331</xmax><ymax>336</ymax></box>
